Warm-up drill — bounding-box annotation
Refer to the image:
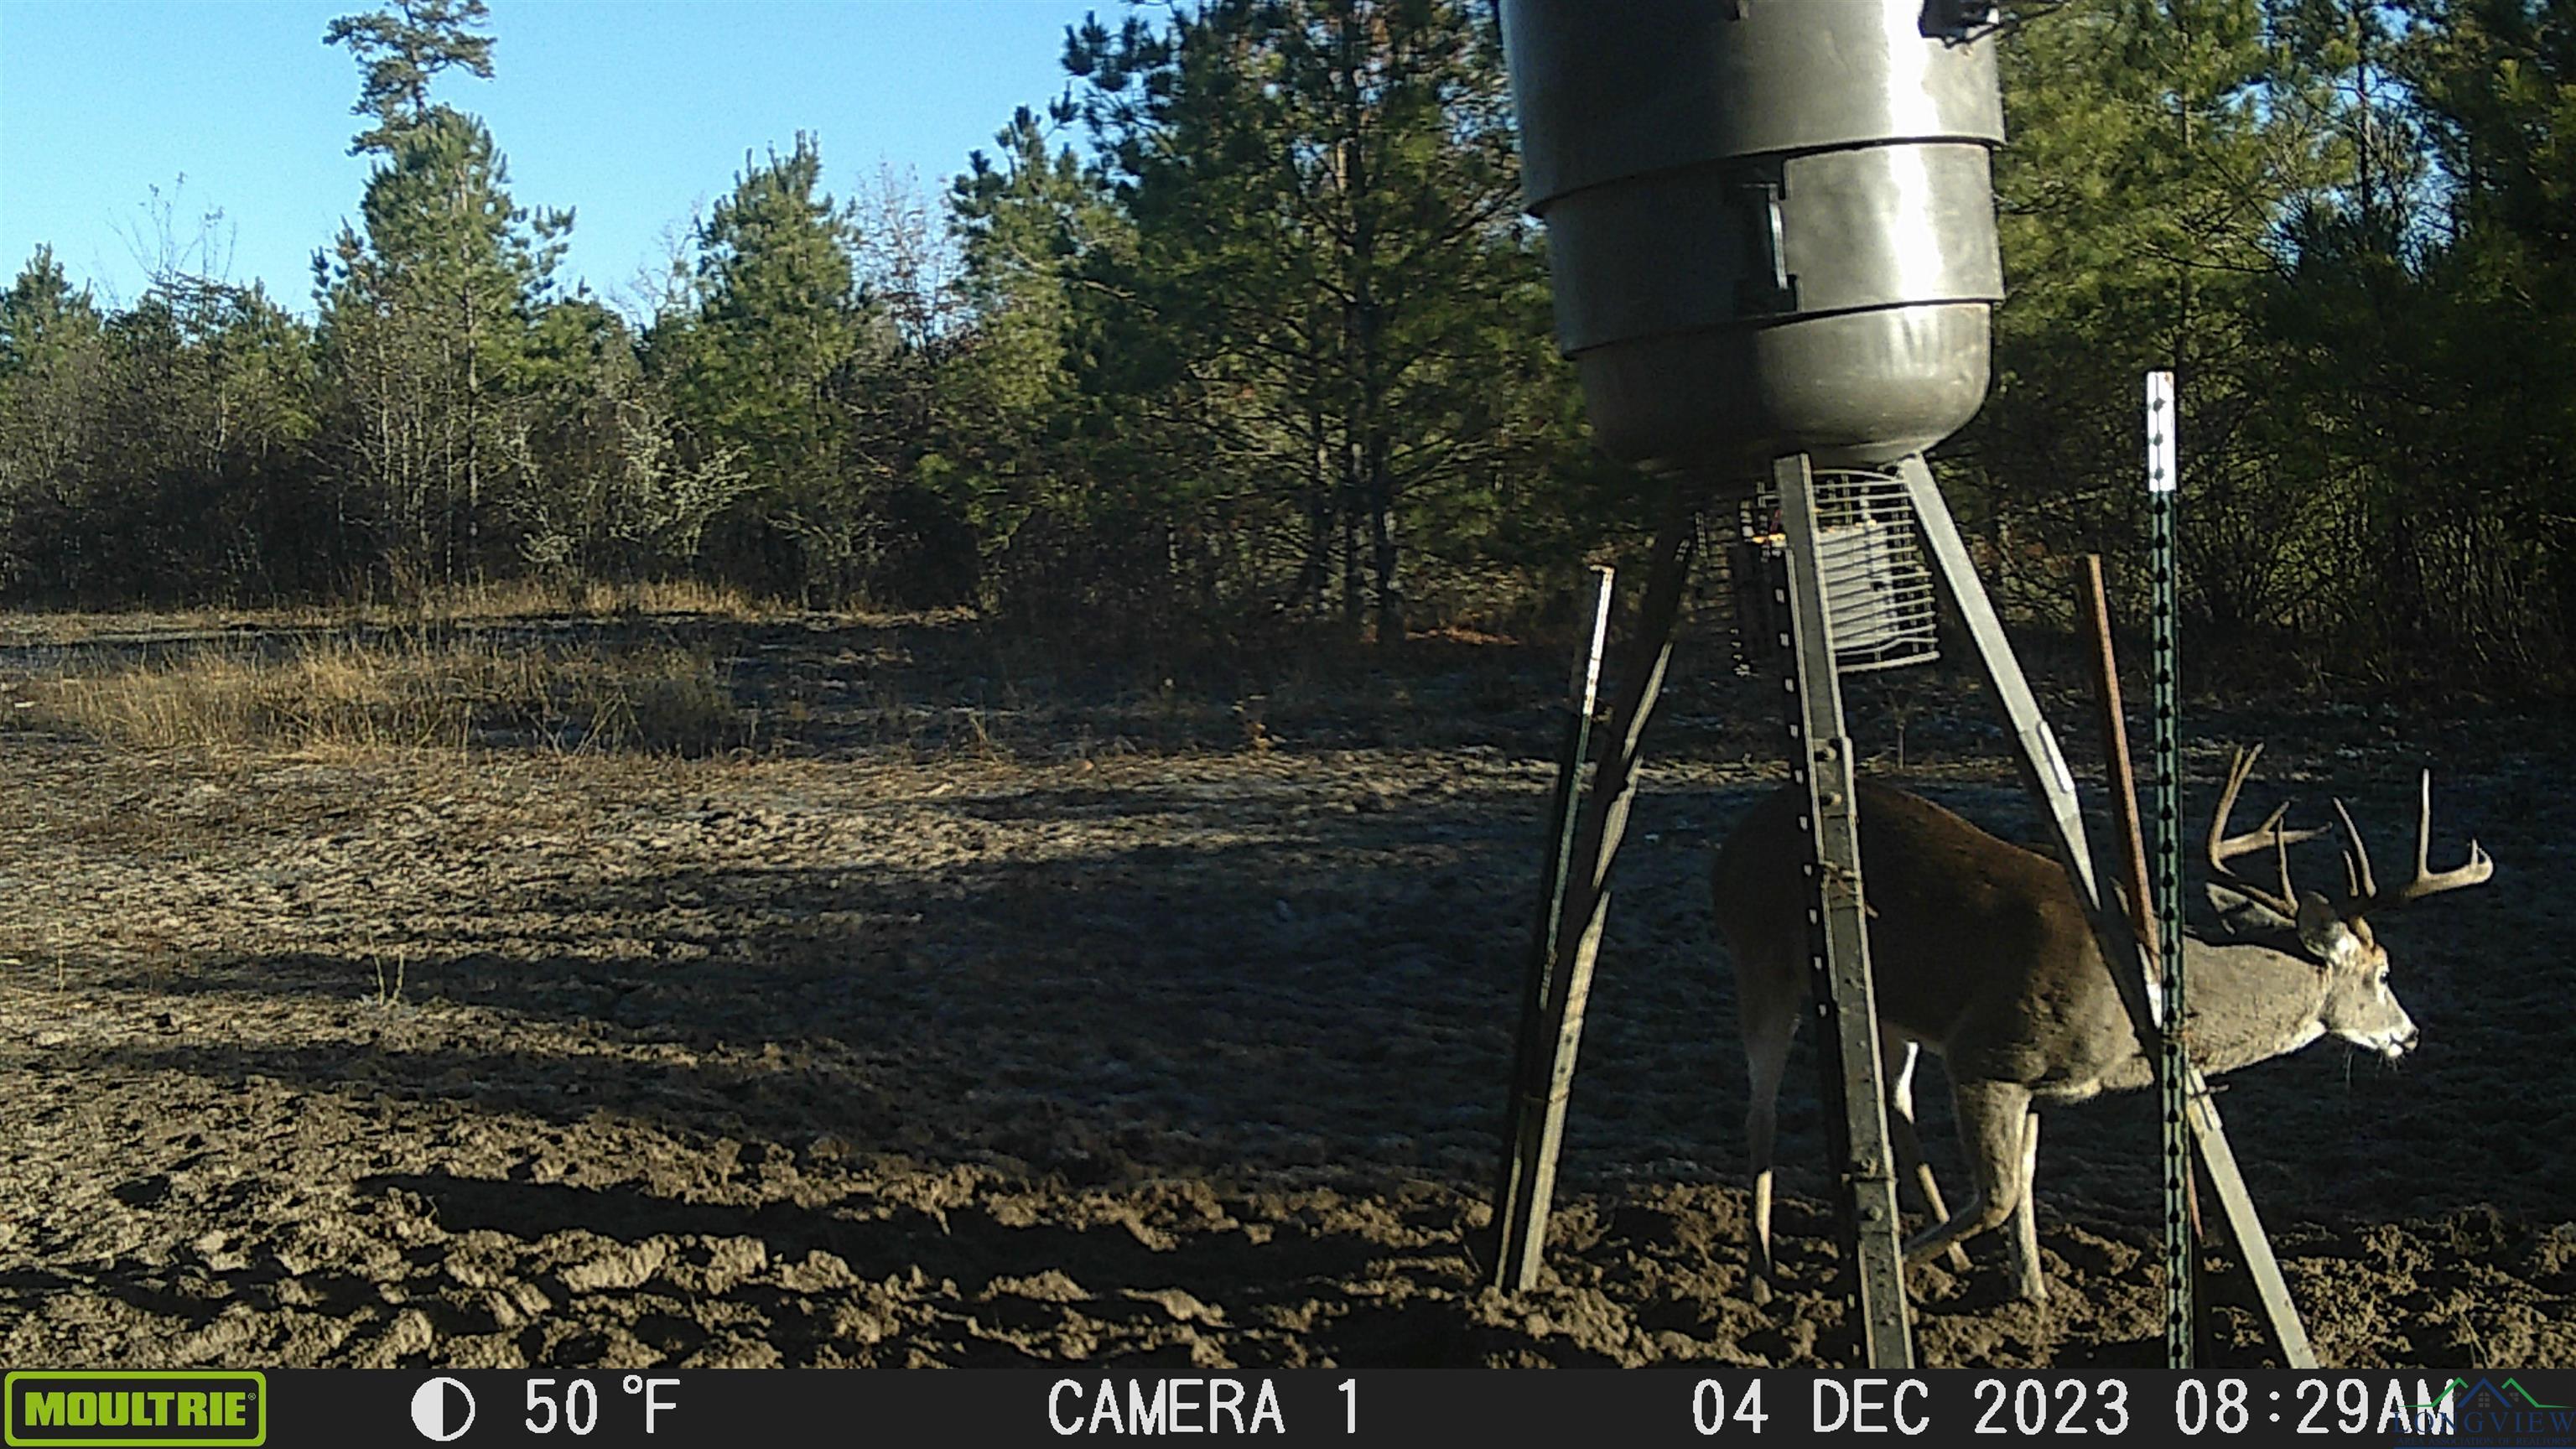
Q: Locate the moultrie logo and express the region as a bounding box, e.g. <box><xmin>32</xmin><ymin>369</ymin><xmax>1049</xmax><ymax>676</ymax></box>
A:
<box><xmin>3</xmin><ymin>1372</ymin><xmax>265</xmax><ymax>1448</ymax></box>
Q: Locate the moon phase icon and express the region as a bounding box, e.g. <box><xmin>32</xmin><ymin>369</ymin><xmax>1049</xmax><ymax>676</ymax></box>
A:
<box><xmin>409</xmin><ymin>1377</ymin><xmax>477</xmax><ymax>1441</ymax></box>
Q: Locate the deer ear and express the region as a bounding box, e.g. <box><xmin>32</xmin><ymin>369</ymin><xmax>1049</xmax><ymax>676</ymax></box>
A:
<box><xmin>2295</xmin><ymin>891</ymin><xmax>2366</xmax><ymax>969</ymax></box>
<box><xmin>2207</xmin><ymin>880</ymin><xmax>2291</xmax><ymax>936</ymax></box>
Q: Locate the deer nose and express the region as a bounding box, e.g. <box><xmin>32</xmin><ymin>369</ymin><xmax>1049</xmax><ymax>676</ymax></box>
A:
<box><xmin>2381</xmin><ymin>1020</ymin><xmax>2419</xmax><ymax>1058</ymax></box>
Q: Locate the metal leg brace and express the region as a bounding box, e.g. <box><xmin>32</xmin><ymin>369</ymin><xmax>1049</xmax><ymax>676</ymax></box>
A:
<box><xmin>1774</xmin><ymin>453</ymin><xmax>1914</xmax><ymax>1368</ymax></box>
<box><xmin>1493</xmin><ymin>501</ymin><xmax>1696</xmax><ymax>1294</ymax></box>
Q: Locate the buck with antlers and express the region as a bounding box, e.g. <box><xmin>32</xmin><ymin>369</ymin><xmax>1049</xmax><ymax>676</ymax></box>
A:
<box><xmin>1710</xmin><ymin>745</ymin><xmax>2493</xmax><ymax>1302</ymax></box>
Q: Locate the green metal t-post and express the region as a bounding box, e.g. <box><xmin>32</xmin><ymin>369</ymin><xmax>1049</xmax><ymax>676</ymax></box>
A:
<box><xmin>2147</xmin><ymin>370</ymin><xmax>2194</xmax><ymax>1368</ymax></box>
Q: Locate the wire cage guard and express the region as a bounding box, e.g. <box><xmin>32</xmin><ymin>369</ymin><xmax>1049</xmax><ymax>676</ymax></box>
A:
<box><xmin>1731</xmin><ymin>465</ymin><xmax>1941</xmax><ymax>673</ymax></box>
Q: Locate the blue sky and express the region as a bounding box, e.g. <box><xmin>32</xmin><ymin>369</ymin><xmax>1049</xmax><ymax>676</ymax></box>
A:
<box><xmin>0</xmin><ymin>1</ymin><xmax>1098</xmax><ymax>316</ymax></box>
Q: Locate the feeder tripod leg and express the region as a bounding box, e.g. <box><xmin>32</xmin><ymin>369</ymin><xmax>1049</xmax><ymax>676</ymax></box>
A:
<box><xmin>1774</xmin><ymin>453</ymin><xmax>1914</xmax><ymax>1369</ymax></box>
<box><xmin>1896</xmin><ymin>457</ymin><xmax>2317</xmax><ymax>1368</ymax></box>
<box><xmin>1491</xmin><ymin>501</ymin><xmax>1696</xmax><ymax>1293</ymax></box>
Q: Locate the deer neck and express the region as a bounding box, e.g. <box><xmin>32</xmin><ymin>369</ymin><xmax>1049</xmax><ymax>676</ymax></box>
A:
<box><xmin>2172</xmin><ymin>938</ymin><xmax>2333</xmax><ymax>1076</ymax></box>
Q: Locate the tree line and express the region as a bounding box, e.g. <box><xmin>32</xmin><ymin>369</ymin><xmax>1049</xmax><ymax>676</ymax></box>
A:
<box><xmin>2</xmin><ymin>0</ymin><xmax>2571</xmax><ymax>688</ymax></box>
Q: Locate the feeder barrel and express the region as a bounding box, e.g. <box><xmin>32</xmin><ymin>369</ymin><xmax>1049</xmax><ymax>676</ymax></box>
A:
<box><xmin>1498</xmin><ymin>0</ymin><xmax>2007</xmax><ymax>480</ymax></box>
<box><xmin>1504</xmin><ymin>0</ymin><xmax>2003</xmax><ymax>201</ymax></box>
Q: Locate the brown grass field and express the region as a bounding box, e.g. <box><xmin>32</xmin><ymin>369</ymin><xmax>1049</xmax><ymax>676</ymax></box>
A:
<box><xmin>1</xmin><ymin>599</ymin><xmax>2568</xmax><ymax>1368</ymax></box>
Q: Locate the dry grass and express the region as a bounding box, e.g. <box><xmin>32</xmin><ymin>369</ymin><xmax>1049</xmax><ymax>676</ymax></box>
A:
<box><xmin>355</xmin><ymin>575</ymin><xmax>784</xmax><ymax>627</ymax></box>
<box><xmin>19</xmin><ymin>631</ymin><xmax>748</xmax><ymax>757</ymax></box>
<box><xmin>0</xmin><ymin>577</ymin><xmax>789</xmax><ymax>649</ymax></box>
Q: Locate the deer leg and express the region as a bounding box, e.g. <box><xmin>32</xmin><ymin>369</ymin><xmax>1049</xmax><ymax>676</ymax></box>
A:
<box><xmin>1882</xmin><ymin>1038</ymin><xmax>1971</xmax><ymax>1271</ymax></box>
<box><xmin>1903</xmin><ymin>1078</ymin><xmax>2032</xmax><ymax>1270</ymax></box>
<box><xmin>1741</xmin><ymin>996</ymin><xmax>1797</xmax><ymax>1300</ymax></box>
<box><xmin>2007</xmin><ymin>1108</ymin><xmax>2046</xmax><ymax>1303</ymax></box>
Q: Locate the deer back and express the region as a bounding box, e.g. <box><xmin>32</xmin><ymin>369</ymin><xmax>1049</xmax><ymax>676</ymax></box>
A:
<box><xmin>1711</xmin><ymin>782</ymin><xmax>2148</xmax><ymax>1098</ymax></box>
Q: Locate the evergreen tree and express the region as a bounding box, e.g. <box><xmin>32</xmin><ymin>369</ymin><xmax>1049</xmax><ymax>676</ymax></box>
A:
<box><xmin>946</xmin><ymin>105</ymin><xmax>1193</xmax><ymax>617</ymax></box>
<box><xmin>0</xmin><ymin>250</ymin><xmax>105</xmax><ymax>502</ymax></box>
<box><xmin>650</xmin><ymin>134</ymin><xmax>871</xmax><ymax>602</ymax></box>
<box><xmin>1065</xmin><ymin>0</ymin><xmax>1581</xmax><ymax>638</ymax></box>
<box><xmin>2263</xmin><ymin>0</ymin><xmax>2576</xmax><ymax>672</ymax></box>
<box><xmin>325</xmin><ymin>0</ymin><xmax>497</xmax><ymax>156</ymax></box>
<box><xmin>0</xmin><ymin>241</ymin><xmax>325</xmax><ymax>600</ymax></box>
<box><xmin>1955</xmin><ymin>0</ymin><xmax>2346</xmax><ymax>645</ymax></box>
<box><xmin>0</xmin><ymin>250</ymin><xmax>107</xmax><ymax>591</ymax></box>
<box><xmin>317</xmin><ymin>3</ymin><xmax>571</xmax><ymax>583</ymax></box>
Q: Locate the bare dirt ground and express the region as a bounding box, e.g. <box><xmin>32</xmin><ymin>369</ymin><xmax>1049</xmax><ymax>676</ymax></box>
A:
<box><xmin>2</xmin><ymin>608</ymin><xmax>2570</xmax><ymax>1369</ymax></box>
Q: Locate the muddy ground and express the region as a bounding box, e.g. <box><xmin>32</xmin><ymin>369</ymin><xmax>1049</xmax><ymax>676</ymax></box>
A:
<box><xmin>1</xmin><ymin>609</ymin><xmax>2570</xmax><ymax>1369</ymax></box>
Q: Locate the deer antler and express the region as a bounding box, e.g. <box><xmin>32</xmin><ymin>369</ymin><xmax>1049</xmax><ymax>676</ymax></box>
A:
<box><xmin>2206</xmin><ymin>743</ymin><xmax>2326</xmax><ymax>920</ymax></box>
<box><xmin>2334</xmin><ymin>768</ymin><xmax>2495</xmax><ymax>917</ymax></box>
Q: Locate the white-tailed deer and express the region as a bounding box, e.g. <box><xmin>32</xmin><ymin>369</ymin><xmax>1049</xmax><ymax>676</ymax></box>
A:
<box><xmin>1710</xmin><ymin>745</ymin><xmax>2492</xmax><ymax>1302</ymax></box>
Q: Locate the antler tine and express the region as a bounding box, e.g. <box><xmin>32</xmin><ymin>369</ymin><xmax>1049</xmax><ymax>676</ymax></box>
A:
<box><xmin>2415</xmin><ymin>768</ymin><xmax>2432</xmax><ymax>883</ymax></box>
<box><xmin>2205</xmin><ymin>742</ymin><xmax>2316</xmax><ymax>919</ymax></box>
<box><xmin>2332</xmin><ymin>797</ymin><xmax>2376</xmax><ymax>905</ymax></box>
<box><xmin>2402</xmin><ymin>768</ymin><xmax>2495</xmax><ymax>905</ymax></box>
<box><xmin>2345</xmin><ymin>766</ymin><xmax>2497</xmax><ymax>915</ymax></box>
<box><xmin>2211</xmin><ymin>748</ymin><xmax>2328</xmax><ymax>855</ymax></box>
<box><xmin>2250</xmin><ymin>798</ymin><xmax>2327</xmax><ymax>852</ymax></box>
<box><xmin>2223</xmin><ymin>742</ymin><xmax>2260</xmax><ymax>816</ymax></box>
<box><xmin>2205</xmin><ymin>744</ymin><xmax>2262</xmax><ymax>863</ymax></box>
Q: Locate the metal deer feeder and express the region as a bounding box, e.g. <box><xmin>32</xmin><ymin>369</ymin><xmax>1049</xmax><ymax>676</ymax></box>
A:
<box><xmin>1506</xmin><ymin>0</ymin><xmax>2003</xmax><ymax>477</ymax></box>
<box><xmin>1486</xmin><ymin>0</ymin><xmax>2314</xmax><ymax>1370</ymax></box>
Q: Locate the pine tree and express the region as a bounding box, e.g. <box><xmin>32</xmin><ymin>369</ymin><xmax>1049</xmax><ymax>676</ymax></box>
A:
<box><xmin>649</xmin><ymin>134</ymin><xmax>870</xmax><ymax>602</ymax></box>
<box><xmin>1064</xmin><ymin>0</ymin><xmax>1578</xmax><ymax>638</ymax></box>
<box><xmin>1956</xmin><ymin>0</ymin><xmax>2346</xmax><ymax>641</ymax></box>
<box><xmin>325</xmin><ymin>0</ymin><xmax>497</xmax><ymax>156</ymax></box>
<box><xmin>945</xmin><ymin>106</ymin><xmax>1177</xmax><ymax>615</ymax></box>
<box><xmin>317</xmin><ymin>3</ymin><xmax>571</xmax><ymax>583</ymax></box>
<box><xmin>0</xmin><ymin>250</ymin><xmax>107</xmax><ymax>590</ymax></box>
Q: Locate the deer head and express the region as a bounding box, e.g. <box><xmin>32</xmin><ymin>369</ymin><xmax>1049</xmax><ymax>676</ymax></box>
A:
<box><xmin>2201</xmin><ymin>744</ymin><xmax>2494</xmax><ymax>1059</ymax></box>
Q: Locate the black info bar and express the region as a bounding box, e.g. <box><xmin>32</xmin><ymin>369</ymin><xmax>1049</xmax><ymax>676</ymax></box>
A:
<box><xmin>8</xmin><ymin>1369</ymin><xmax>2572</xmax><ymax>1447</ymax></box>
